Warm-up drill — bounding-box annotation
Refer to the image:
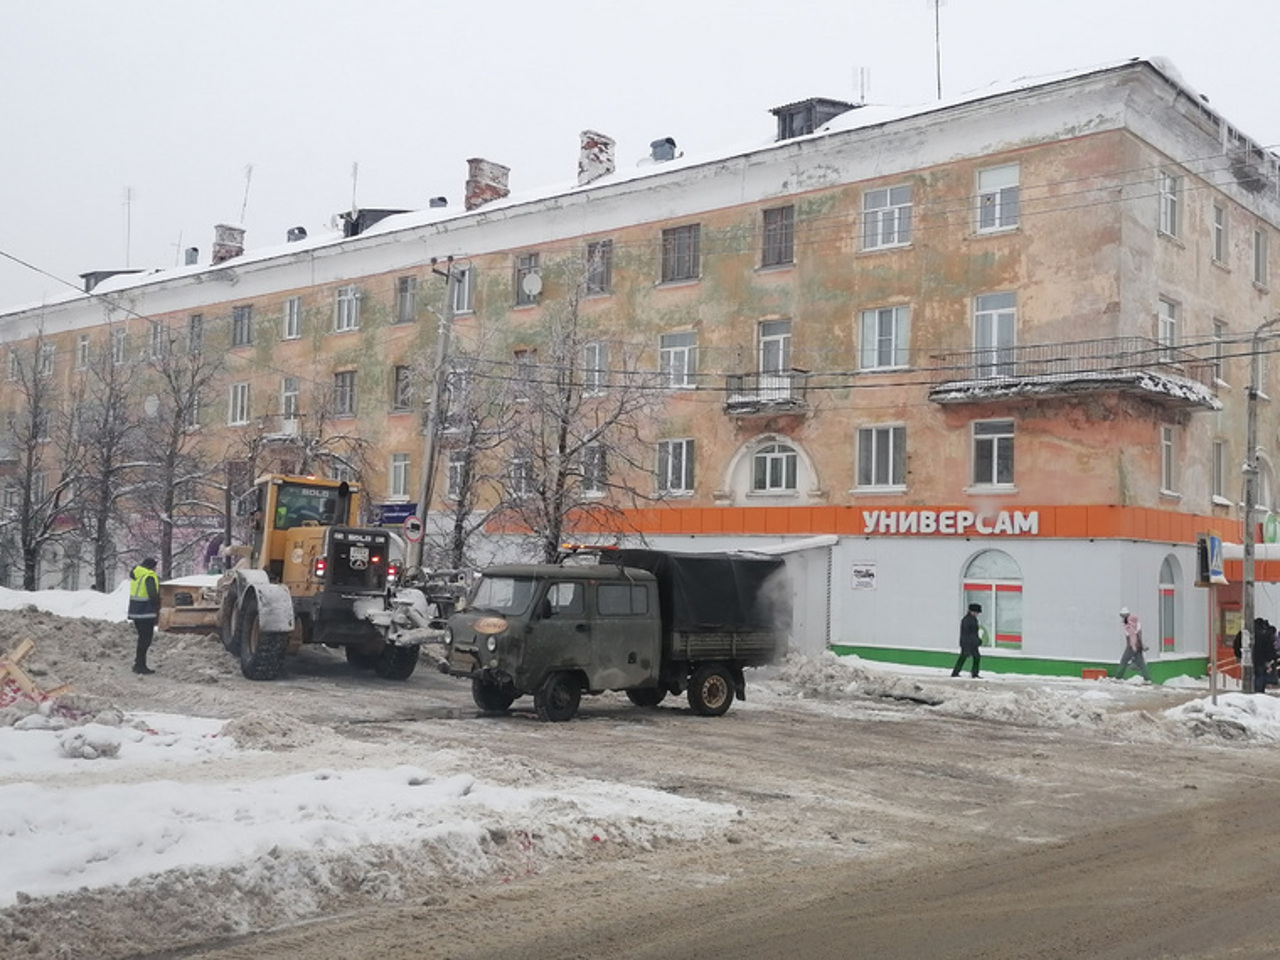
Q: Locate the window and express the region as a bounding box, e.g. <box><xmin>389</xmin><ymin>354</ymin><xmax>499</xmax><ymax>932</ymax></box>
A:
<box><xmin>657</xmin><ymin>438</ymin><xmax>695</xmax><ymax>494</ymax></box>
<box><xmin>762</xmin><ymin>206</ymin><xmax>795</xmax><ymax>267</ymax></box>
<box><xmin>973</xmin><ymin>419</ymin><xmax>1014</xmax><ymax>486</ymax></box>
<box><xmin>583</xmin><ymin>444</ymin><xmax>606</xmax><ymax>495</ymax></box>
<box><xmin>390</xmin><ymin>453</ymin><xmax>410</xmax><ymax>499</ymax></box>
<box><xmin>863</xmin><ymin>185</ymin><xmax>913</xmax><ymax>249</ymax></box>
<box><xmin>333</xmin><ymin>371</ymin><xmax>356</xmax><ymax>417</ymax></box>
<box><xmin>857</xmin><ymin>425</ymin><xmax>906</xmax><ymax>488</ymax></box>
<box><xmin>660</xmin><ymin>224</ymin><xmax>700</xmax><ymax>282</ymax></box>
<box><xmin>76</xmin><ymin>334</ymin><xmax>89</xmax><ymax>370</ymax></box>
<box><xmin>148</xmin><ymin>321</ymin><xmax>166</xmax><ymax>360</ymax></box>
<box><xmin>229</xmin><ymin>383</ymin><xmax>251</xmax><ymax>425</ymax></box>
<box><xmin>752</xmin><ymin>442</ymin><xmax>798</xmax><ymax>492</ymax></box>
<box><xmin>1213</xmin><ymin>439</ymin><xmax>1226</xmax><ymax>501</ymax></box>
<box><xmin>963</xmin><ymin>549</ymin><xmax>1023</xmax><ymax>648</ymax></box>
<box><xmin>1158</xmin><ymin>172</ymin><xmax>1181</xmax><ymax>238</ymax></box>
<box><xmin>1161</xmin><ymin>425</ymin><xmax>1176</xmax><ymax>492</ymax></box>
<box><xmin>443</xmin><ymin>361</ymin><xmax>472</xmax><ymax>431</ymax></box>
<box><xmin>1157</xmin><ymin>298</ymin><xmax>1179</xmax><ymax>361</ymax></box>
<box><xmin>447</xmin><ymin>450</ymin><xmax>469</xmax><ymax>500</ymax></box>
<box><xmin>1212</xmin><ymin>204</ymin><xmax>1228</xmax><ymax>264</ymax></box>
<box><xmin>335</xmin><ymin>285</ymin><xmax>360</xmax><ymax>331</ymax></box>
<box><xmin>392</xmin><ymin>365</ymin><xmax>413</xmax><ymax>411</ymax></box>
<box><xmin>231</xmin><ymin>305</ymin><xmax>253</xmax><ymax>347</ymax></box>
<box><xmin>659</xmin><ymin>332</ymin><xmax>697</xmax><ymax>389</ymax></box>
<box><xmin>583</xmin><ymin>341</ymin><xmax>608</xmax><ymax>395</ymax></box>
<box><xmin>510</xmin><ymin>451</ymin><xmax>534</xmax><ymax>498</ymax></box>
<box><xmin>188</xmin><ymin>314</ymin><xmax>203</xmax><ymax>355</ymax></box>
<box><xmin>451</xmin><ymin>267</ymin><xmax>473</xmax><ymax>314</ymax></box>
<box><xmin>977</xmin><ymin>164</ymin><xmax>1020</xmax><ymax>232</ymax></box>
<box><xmin>585</xmin><ymin>240</ymin><xmax>613</xmax><ymax>295</ymax></box>
<box><xmin>1213</xmin><ymin>319</ymin><xmax>1227</xmax><ymax>382</ymax></box>
<box><xmin>1158</xmin><ymin>555</ymin><xmax>1179</xmax><ymax>652</ymax></box>
<box><xmin>184</xmin><ymin>394</ymin><xmax>201</xmax><ymax>431</ymax></box>
<box><xmin>1254</xmin><ymin>229</ymin><xmax>1269</xmax><ymax>286</ymax></box>
<box><xmin>6</xmin><ymin>350</ymin><xmax>17</xmax><ymax>380</ymax></box>
<box><xmin>283</xmin><ymin>297</ymin><xmax>302</xmax><ymax>339</ymax></box>
<box><xmin>598</xmin><ymin>583</ymin><xmax>650</xmax><ymax>617</ymax></box>
<box><xmin>760</xmin><ymin>319</ymin><xmax>792</xmax><ymax>375</ymax></box>
<box><xmin>38</xmin><ymin>342</ymin><xmax>55</xmax><ymax>378</ymax></box>
<box><xmin>395</xmin><ymin>277</ymin><xmax>417</xmax><ymax>324</ymax></box>
<box><xmin>281</xmin><ymin>377</ymin><xmax>299</xmax><ymax>419</ymax></box>
<box><xmin>514</xmin><ymin>253</ymin><xmax>541</xmax><ymax>306</ymax></box>
<box><xmin>513</xmin><ymin>349</ymin><xmax>536</xmax><ymax>401</ymax></box>
<box><xmin>329</xmin><ymin>461</ymin><xmax>356</xmax><ymax>484</ymax></box>
<box><xmin>859</xmin><ymin>306</ymin><xmax>910</xmax><ymax>369</ymax></box>
<box><xmin>974</xmin><ymin>292</ymin><xmax>1016</xmax><ymax>377</ymax></box>
<box><xmin>111</xmin><ymin>327</ymin><xmax>128</xmax><ymax>365</ymax></box>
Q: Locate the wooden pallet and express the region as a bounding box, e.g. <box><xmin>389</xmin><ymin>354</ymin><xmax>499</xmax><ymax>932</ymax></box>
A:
<box><xmin>0</xmin><ymin>638</ymin><xmax>73</xmax><ymax>705</ymax></box>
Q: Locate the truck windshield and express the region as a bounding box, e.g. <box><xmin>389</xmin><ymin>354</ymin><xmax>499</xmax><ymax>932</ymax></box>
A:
<box><xmin>274</xmin><ymin>483</ymin><xmax>339</xmax><ymax>529</ymax></box>
<box><xmin>470</xmin><ymin>576</ymin><xmax>536</xmax><ymax>615</ymax></box>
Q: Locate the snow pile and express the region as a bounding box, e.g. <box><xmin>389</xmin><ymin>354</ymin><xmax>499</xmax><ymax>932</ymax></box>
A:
<box><xmin>1165</xmin><ymin>692</ymin><xmax>1280</xmax><ymax>741</ymax></box>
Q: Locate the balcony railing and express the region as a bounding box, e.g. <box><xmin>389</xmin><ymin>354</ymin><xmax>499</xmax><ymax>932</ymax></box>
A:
<box><xmin>927</xmin><ymin>337</ymin><xmax>1220</xmax><ymax>411</ymax></box>
<box><xmin>724</xmin><ymin>370</ymin><xmax>809</xmax><ymax>413</ymax></box>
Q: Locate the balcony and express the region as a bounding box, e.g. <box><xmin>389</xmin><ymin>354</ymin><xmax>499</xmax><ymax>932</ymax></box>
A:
<box><xmin>927</xmin><ymin>337</ymin><xmax>1220</xmax><ymax>412</ymax></box>
<box><xmin>724</xmin><ymin>370</ymin><xmax>809</xmax><ymax>415</ymax></box>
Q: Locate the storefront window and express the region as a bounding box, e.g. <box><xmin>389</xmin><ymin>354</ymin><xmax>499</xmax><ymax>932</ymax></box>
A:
<box><xmin>963</xmin><ymin>549</ymin><xmax>1023</xmax><ymax>649</ymax></box>
<box><xmin>1159</xmin><ymin>555</ymin><xmax>1179</xmax><ymax>652</ymax></box>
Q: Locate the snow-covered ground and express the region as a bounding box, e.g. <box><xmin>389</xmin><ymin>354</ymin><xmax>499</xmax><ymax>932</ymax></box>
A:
<box><xmin>3</xmin><ymin>583</ymin><xmax>1280</xmax><ymax>941</ymax></box>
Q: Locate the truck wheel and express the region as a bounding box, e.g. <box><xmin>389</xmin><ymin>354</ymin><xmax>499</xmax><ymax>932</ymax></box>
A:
<box><xmin>626</xmin><ymin>688</ymin><xmax>666</xmax><ymax>708</ymax></box>
<box><xmin>218</xmin><ymin>590</ymin><xmax>240</xmax><ymax>655</ymax></box>
<box><xmin>472</xmin><ymin>678</ymin><xmax>516</xmax><ymax>713</ymax></box>
<box><xmin>345</xmin><ymin>646</ymin><xmax>379</xmax><ymax>670</ymax></box>
<box><xmin>688</xmin><ymin>664</ymin><xmax>734</xmax><ymax>717</ymax></box>
<box><xmin>374</xmin><ymin>644</ymin><xmax>420</xmax><ymax>680</ymax></box>
<box><xmin>237</xmin><ymin>593</ymin><xmax>288</xmax><ymax>681</ymax></box>
<box><xmin>534</xmin><ymin>672</ymin><xmax>581</xmax><ymax>722</ymax></box>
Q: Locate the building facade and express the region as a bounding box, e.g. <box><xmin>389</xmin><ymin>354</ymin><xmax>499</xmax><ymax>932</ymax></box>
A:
<box><xmin>2</xmin><ymin>58</ymin><xmax>1278</xmax><ymax>677</ymax></box>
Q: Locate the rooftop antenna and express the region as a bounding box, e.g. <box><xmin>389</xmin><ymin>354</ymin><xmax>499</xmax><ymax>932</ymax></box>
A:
<box><xmin>930</xmin><ymin>0</ymin><xmax>945</xmax><ymax>100</ymax></box>
<box><xmin>350</xmin><ymin>161</ymin><xmax>359</xmax><ymax>212</ymax></box>
<box><xmin>855</xmin><ymin>66</ymin><xmax>869</xmax><ymax>105</ymax></box>
<box><xmin>171</xmin><ymin>231</ymin><xmax>183</xmax><ymax>267</ymax></box>
<box><xmin>239</xmin><ymin>164</ymin><xmax>254</xmax><ymax>224</ymax></box>
<box><xmin>122</xmin><ymin>186</ymin><xmax>133</xmax><ymax>267</ymax></box>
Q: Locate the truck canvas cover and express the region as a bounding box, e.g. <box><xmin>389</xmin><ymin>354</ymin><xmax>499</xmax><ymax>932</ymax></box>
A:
<box><xmin>613</xmin><ymin>550</ymin><xmax>790</xmax><ymax>634</ymax></box>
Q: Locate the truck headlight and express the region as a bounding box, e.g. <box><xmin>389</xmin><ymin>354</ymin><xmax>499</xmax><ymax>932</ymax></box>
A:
<box><xmin>486</xmin><ymin>635</ymin><xmax>498</xmax><ymax>652</ymax></box>
<box><xmin>444</xmin><ymin>628</ymin><xmax>454</xmax><ymax>647</ymax></box>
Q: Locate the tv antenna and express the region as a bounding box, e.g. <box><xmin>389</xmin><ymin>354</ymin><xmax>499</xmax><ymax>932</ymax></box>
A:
<box><xmin>239</xmin><ymin>164</ymin><xmax>254</xmax><ymax>223</ymax></box>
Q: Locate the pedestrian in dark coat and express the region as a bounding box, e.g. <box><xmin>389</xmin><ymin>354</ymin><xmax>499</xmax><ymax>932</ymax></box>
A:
<box><xmin>951</xmin><ymin>602</ymin><xmax>982</xmax><ymax>678</ymax></box>
<box><xmin>127</xmin><ymin>557</ymin><xmax>160</xmax><ymax>674</ymax></box>
<box><xmin>1237</xmin><ymin>618</ymin><xmax>1277</xmax><ymax>693</ymax></box>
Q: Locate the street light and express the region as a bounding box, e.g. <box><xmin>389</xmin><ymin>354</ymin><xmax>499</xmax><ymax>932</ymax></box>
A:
<box><xmin>1241</xmin><ymin>314</ymin><xmax>1280</xmax><ymax>693</ymax></box>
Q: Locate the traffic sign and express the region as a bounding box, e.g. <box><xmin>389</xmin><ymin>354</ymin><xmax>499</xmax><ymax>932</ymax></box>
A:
<box><xmin>376</xmin><ymin>502</ymin><xmax>418</xmax><ymax>525</ymax></box>
<box><xmin>403</xmin><ymin>515</ymin><xmax>424</xmax><ymax>543</ymax></box>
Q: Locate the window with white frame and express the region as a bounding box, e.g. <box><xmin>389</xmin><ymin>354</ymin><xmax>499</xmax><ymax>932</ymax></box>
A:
<box><xmin>583</xmin><ymin>444</ymin><xmax>606</xmax><ymax>495</ymax></box>
<box><xmin>1158</xmin><ymin>297</ymin><xmax>1179</xmax><ymax>361</ymax></box>
<box><xmin>231</xmin><ymin>305</ymin><xmax>252</xmax><ymax>347</ymax></box>
<box><xmin>974</xmin><ymin>292</ymin><xmax>1016</xmax><ymax>377</ymax></box>
<box><xmin>1254</xmin><ymin>229</ymin><xmax>1269</xmax><ymax>286</ymax></box>
<box><xmin>38</xmin><ymin>341</ymin><xmax>55</xmax><ymax>378</ymax></box>
<box><xmin>583</xmin><ymin>341</ymin><xmax>608</xmax><ymax>394</ymax></box>
<box><xmin>184</xmin><ymin>394</ymin><xmax>201</xmax><ymax>431</ymax></box>
<box><xmin>657</xmin><ymin>438</ymin><xmax>695</xmax><ymax>494</ymax></box>
<box><xmin>148</xmin><ymin>321</ymin><xmax>166</xmax><ymax>360</ymax></box>
<box><xmin>390</xmin><ymin>453</ymin><xmax>410</xmax><ymax>499</ymax></box>
<box><xmin>392</xmin><ymin>365</ymin><xmax>413</xmax><ymax>411</ymax></box>
<box><xmin>229</xmin><ymin>382</ymin><xmax>251</xmax><ymax>425</ymax></box>
<box><xmin>443</xmin><ymin>361</ymin><xmax>472</xmax><ymax>431</ymax></box>
<box><xmin>762</xmin><ymin>205</ymin><xmax>795</xmax><ymax>267</ymax></box>
<box><xmin>76</xmin><ymin>334</ymin><xmax>90</xmax><ymax>370</ymax></box>
<box><xmin>752</xmin><ymin>442</ymin><xmax>798</xmax><ymax>492</ymax></box>
<box><xmin>1212</xmin><ymin>204</ymin><xmax>1228</xmax><ymax>264</ymax></box>
<box><xmin>395</xmin><ymin>277</ymin><xmax>416</xmax><ymax>324</ymax></box>
<box><xmin>6</xmin><ymin>350</ymin><xmax>16</xmax><ymax>380</ymax></box>
<box><xmin>514</xmin><ymin>253</ymin><xmax>541</xmax><ymax>306</ymax></box>
<box><xmin>661</xmin><ymin>224</ymin><xmax>700</xmax><ymax>282</ymax></box>
<box><xmin>188</xmin><ymin>314</ymin><xmax>203</xmax><ymax>355</ymax></box>
<box><xmin>447</xmin><ymin>450</ymin><xmax>469</xmax><ymax>499</ymax></box>
<box><xmin>111</xmin><ymin>327</ymin><xmax>128</xmax><ymax>365</ymax></box>
<box><xmin>451</xmin><ymin>267</ymin><xmax>473</xmax><ymax>314</ymax></box>
<box><xmin>510</xmin><ymin>451</ymin><xmax>534</xmax><ymax>498</ymax></box>
<box><xmin>1213</xmin><ymin>319</ymin><xmax>1227</xmax><ymax>382</ymax></box>
<box><xmin>281</xmin><ymin>376</ymin><xmax>299</xmax><ymax>420</ymax></box>
<box><xmin>977</xmin><ymin>164</ymin><xmax>1020</xmax><ymax>232</ymax></box>
<box><xmin>513</xmin><ymin>349</ymin><xmax>536</xmax><ymax>401</ymax></box>
<box><xmin>857</xmin><ymin>425</ymin><xmax>906</xmax><ymax>488</ymax></box>
<box><xmin>335</xmin><ymin>285</ymin><xmax>360</xmax><ymax>331</ymax></box>
<box><xmin>859</xmin><ymin>305</ymin><xmax>910</xmax><ymax>370</ymax></box>
<box><xmin>1212</xmin><ymin>439</ymin><xmax>1226</xmax><ymax>501</ymax></box>
<box><xmin>1158</xmin><ymin>172</ymin><xmax>1182</xmax><ymax>238</ymax></box>
<box><xmin>862</xmin><ymin>185</ymin><xmax>913</xmax><ymax>250</ymax></box>
<box><xmin>659</xmin><ymin>331</ymin><xmax>697</xmax><ymax>389</ymax></box>
<box><xmin>329</xmin><ymin>461</ymin><xmax>356</xmax><ymax>483</ymax></box>
<box><xmin>760</xmin><ymin>319</ymin><xmax>791</xmax><ymax>375</ymax></box>
<box><xmin>283</xmin><ymin>296</ymin><xmax>302</xmax><ymax>339</ymax></box>
<box><xmin>1161</xmin><ymin>425</ymin><xmax>1176</xmax><ymax>492</ymax></box>
<box><xmin>973</xmin><ymin>419</ymin><xmax>1014</xmax><ymax>486</ymax></box>
<box><xmin>585</xmin><ymin>240</ymin><xmax>613</xmax><ymax>295</ymax></box>
<box><xmin>333</xmin><ymin>370</ymin><xmax>356</xmax><ymax>416</ymax></box>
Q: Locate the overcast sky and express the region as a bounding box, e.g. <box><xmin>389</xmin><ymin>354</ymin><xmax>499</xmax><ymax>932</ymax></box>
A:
<box><xmin>1</xmin><ymin>0</ymin><xmax>1277</xmax><ymax>313</ymax></box>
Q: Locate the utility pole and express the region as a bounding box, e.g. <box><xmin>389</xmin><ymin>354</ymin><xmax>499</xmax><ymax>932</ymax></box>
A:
<box><xmin>409</xmin><ymin>256</ymin><xmax>456</xmax><ymax>572</ymax></box>
<box><xmin>1241</xmin><ymin>314</ymin><xmax>1279</xmax><ymax>693</ymax></box>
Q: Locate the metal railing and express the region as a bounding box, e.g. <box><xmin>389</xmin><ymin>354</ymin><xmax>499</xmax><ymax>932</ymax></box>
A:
<box><xmin>724</xmin><ymin>371</ymin><xmax>810</xmax><ymax>410</ymax></box>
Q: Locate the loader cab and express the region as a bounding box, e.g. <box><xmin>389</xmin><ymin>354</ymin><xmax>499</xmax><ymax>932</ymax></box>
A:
<box><xmin>248</xmin><ymin>475</ymin><xmax>361</xmax><ymax>584</ymax></box>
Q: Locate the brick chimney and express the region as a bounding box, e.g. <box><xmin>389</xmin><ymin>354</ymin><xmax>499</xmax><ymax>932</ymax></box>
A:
<box><xmin>211</xmin><ymin>224</ymin><xmax>245</xmax><ymax>264</ymax></box>
<box><xmin>578</xmin><ymin>130</ymin><xmax>615</xmax><ymax>186</ymax></box>
<box><xmin>465</xmin><ymin>158</ymin><xmax>510</xmax><ymax>211</ymax></box>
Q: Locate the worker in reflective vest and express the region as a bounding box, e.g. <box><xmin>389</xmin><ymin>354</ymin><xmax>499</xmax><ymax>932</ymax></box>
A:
<box><xmin>127</xmin><ymin>557</ymin><xmax>160</xmax><ymax>675</ymax></box>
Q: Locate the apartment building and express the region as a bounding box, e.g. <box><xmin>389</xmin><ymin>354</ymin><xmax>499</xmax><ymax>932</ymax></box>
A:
<box><xmin>1</xmin><ymin>57</ymin><xmax>1277</xmax><ymax>677</ymax></box>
